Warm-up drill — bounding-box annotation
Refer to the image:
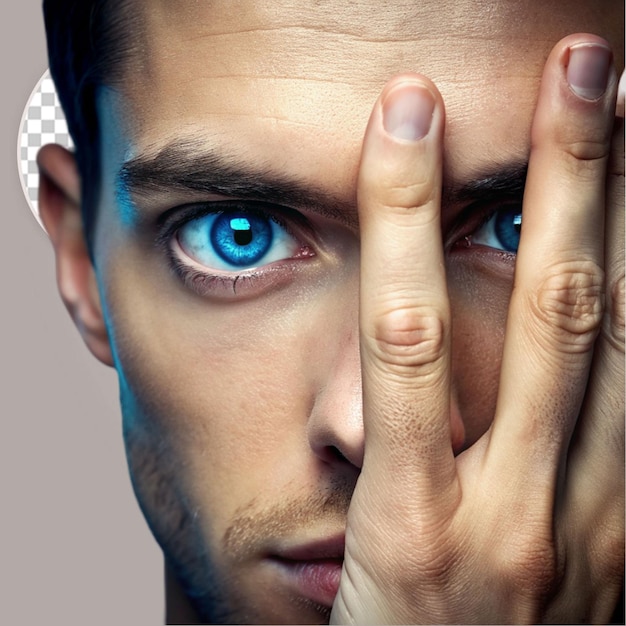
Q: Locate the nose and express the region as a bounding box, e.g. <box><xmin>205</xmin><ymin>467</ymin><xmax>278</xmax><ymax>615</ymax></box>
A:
<box><xmin>307</xmin><ymin>329</ymin><xmax>364</xmax><ymax>470</ymax></box>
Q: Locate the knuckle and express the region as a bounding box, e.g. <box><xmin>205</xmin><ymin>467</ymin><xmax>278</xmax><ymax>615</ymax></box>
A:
<box><xmin>538</xmin><ymin>140</ymin><xmax>610</xmax><ymax>186</ymax></box>
<box><xmin>496</xmin><ymin>530</ymin><xmax>559</xmax><ymax>602</ymax></box>
<box><xmin>531</xmin><ymin>262</ymin><xmax>605</xmax><ymax>353</ymax></box>
<box><xmin>602</xmin><ymin>274</ymin><xmax>626</xmax><ymax>352</ymax></box>
<box><xmin>368</xmin><ymin>156</ymin><xmax>439</xmax><ymax>217</ymax></box>
<box><xmin>369</xmin><ymin>306</ymin><xmax>448</xmax><ymax>376</ymax></box>
<box><xmin>381</xmin><ymin>179</ymin><xmax>438</xmax><ymax>215</ymax></box>
<box><xmin>560</xmin><ymin>137</ymin><xmax>610</xmax><ymax>164</ymax></box>
<box><xmin>378</xmin><ymin>183</ymin><xmax>439</xmax><ymax>227</ymax></box>
<box><xmin>548</xmin><ymin>122</ymin><xmax>612</xmax><ymax>179</ymax></box>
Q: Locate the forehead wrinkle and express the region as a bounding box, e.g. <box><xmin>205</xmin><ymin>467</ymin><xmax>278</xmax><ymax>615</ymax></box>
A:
<box><xmin>137</xmin><ymin>0</ymin><xmax>622</xmax><ymax>46</ymax></box>
<box><xmin>125</xmin><ymin>0</ymin><xmax>624</xmax><ymax>134</ymax></box>
<box><xmin>132</xmin><ymin>0</ymin><xmax>567</xmax><ymax>91</ymax></box>
<box><xmin>144</xmin><ymin>0</ymin><xmax>454</xmax><ymax>40</ymax></box>
<box><xmin>106</xmin><ymin>1</ymin><xmax>622</xmax><ymax>229</ymax></box>
<box><xmin>129</xmin><ymin>0</ymin><xmax>623</xmax><ymax>94</ymax></box>
<box><xmin>141</xmin><ymin>0</ymin><xmax>592</xmax><ymax>43</ymax></box>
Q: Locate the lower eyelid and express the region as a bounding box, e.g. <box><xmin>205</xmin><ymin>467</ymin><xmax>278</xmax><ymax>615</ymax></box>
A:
<box><xmin>165</xmin><ymin>220</ymin><xmax>318</xmax><ymax>299</ymax></box>
<box><xmin>168</xmin><ymin>251</ymin><xmax>315</xmax><ymax>300</ymax></box>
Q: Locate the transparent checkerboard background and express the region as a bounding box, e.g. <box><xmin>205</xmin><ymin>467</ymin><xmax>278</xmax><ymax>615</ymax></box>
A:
<box><xmin>18</xmin><ymin>70</ymin><xmax>74</xmax><ymax>229</ymax></box>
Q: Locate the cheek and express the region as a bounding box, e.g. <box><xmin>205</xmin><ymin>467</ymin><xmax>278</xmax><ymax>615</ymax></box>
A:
<box><xmin>99</xmin><ymin>242</ymin><xmax>359</xmax><ymax>534</ymax></box>
<box><xmin>112</xmin><ymin>300</ymin><xmax>310</xmax><ymax>515</ymax></box>
<box><xmin>104</xmin><ymin>277</ymin><xmax>324</xmax><ymax>600</ymax></box>
<box><xmin>447</xmin><ymin>254</ymin><xmax>514</xmax><ymax>447</ymax></box>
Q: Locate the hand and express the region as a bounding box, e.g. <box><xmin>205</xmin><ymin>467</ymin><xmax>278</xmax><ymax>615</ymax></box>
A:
<box><xmin>331</xmin><ymin>35</ymin><xmax>624</xmax><ymax>624</ymax></box>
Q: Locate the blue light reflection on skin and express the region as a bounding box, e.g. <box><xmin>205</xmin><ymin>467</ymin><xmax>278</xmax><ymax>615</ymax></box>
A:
<box><xmin>114</xmin><ymin>180</ymin><xmax>138</xmax><ymax>229</ymax></box>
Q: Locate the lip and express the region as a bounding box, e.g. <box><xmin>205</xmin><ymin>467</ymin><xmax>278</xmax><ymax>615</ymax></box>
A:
<box><xmin>269</xmin><ymin>535</ymin><xmax>345</xmax><ymax>608</ymax></box>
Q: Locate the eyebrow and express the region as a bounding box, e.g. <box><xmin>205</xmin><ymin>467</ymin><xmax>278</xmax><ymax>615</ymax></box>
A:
<box><xmin>442</xmin><ymin>162</ymin><xmax>527</xmax><ymax>206</ymax></box>
<box><xmin>117</xmin><ymin>139</ymin><xmax>358</xmax><ymax>226</ymax></box>
<box><xmin>117</xmin><ymin>138</ymin><xmax>528</xmax><ymax>226</ymax></box>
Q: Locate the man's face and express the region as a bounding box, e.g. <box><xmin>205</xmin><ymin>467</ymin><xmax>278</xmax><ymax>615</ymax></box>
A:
<box><xmin>90</xmin><ymin>1</ymin><xmax>623</xmax><ymax>622</ymax></box>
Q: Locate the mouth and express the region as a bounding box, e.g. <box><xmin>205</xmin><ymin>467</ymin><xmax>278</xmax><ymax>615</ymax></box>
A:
<box><xmin>269</xmin><ymin>535</ymin><xmax>345</xmax><ymax>608</ymax></box>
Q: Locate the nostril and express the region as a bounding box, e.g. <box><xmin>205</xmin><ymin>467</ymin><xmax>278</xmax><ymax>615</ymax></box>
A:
<box><xmin>305</xmin><ymin>340</ymin><xmax>365</xmax><ymax>470</ymax></box>
<box><xmin>307</xmin><ymin>416</ymin><xmax>364</xmax><ymax>470</ymax></box>
<box><xmin>327</xmin><ymin>446</ymin><xmax>351</xmax><ymax>465</ymax></box>
<box><xmin>312</xmin><ymin>442</ymin><xmax>350</xmax><ymax>466</ymax></box>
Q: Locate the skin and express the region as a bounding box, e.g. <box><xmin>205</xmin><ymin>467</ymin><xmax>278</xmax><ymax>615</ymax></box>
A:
<box><xmin>38</xmin><ymin>0</ymin><xmax>624</xmax><ymax>623</ymax></box>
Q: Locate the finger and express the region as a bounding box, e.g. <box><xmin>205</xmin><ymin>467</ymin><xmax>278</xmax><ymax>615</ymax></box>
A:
<box><xmin>616</xmin><ymin>68</ymin><xmax>625</xmax><ymax>118</ymax></box>
<box><xmin>551</xmin><ymin>76</ymin><xmax>626</xmax><ymax>623</ymax></box>
<box><xmin>358</xmin><ymin>75</ymin><xmax>457</xmax><ymax>497</ymax></box>
<box><xmin>486</xmin><ymin>36</ymin><xmax>618</xmax><ymax>490</ymax></box>
<box><xmin>556</xmin><ymin>119</ymin><xmax>625</xmax><ymax>615</ymax></box>
<box><xmin>568</xmin><ymin>116</ymin><xmax>625</xmax><ymax>483</ymax></box>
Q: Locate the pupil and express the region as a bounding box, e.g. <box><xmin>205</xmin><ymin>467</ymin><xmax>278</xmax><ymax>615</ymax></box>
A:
<box><xmin>210</xmin><ymin>212</ymin><xmax>273</xmax><ymax>266</ymax></box>
<box><xmin>234</xmin><ymin>228</ymin><xmax>253</xmax><ymax>246</ymax></box>
<box><xmin>230</xmin><ymin>217</ymin><xmax>253</xmax><ymax>246</ymax></box>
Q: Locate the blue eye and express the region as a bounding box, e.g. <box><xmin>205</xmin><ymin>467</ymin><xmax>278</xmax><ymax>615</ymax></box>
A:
<box><xmin>471</xmin><ymin>205</ymin><xmax>522</xmax><ymax>253</ymax></box>
<box><xmin>176</xmin><ymin>210</ymin><xmax>300</xmax><ymax>271</ymax></box>
<box><xmin>211</xmin><ymin>213</ymin><xmax>272</xmax><ymax>266</ymax></box>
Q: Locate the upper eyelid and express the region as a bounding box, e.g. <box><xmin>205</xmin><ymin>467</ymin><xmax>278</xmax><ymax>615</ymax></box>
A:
<box><xmin>155</xmin><ymin>194</ymin><xmax>524</xmax><ymax>256</ymax></box>
<box><xmin>119</xmin><ymin>138</ymin><xmax>527</xmax><ymax>233</ymax></box>
<box><xmin>459</xmin><ymin>194</ymin><xmax>522</xmax><ymax>222</ymax></box>
<box><xmin>444</xmin><ymin>196</ymin><xmax>523</xmax><ymax>251</ymax></box>
<box><xmin>154</xmin><ymin>200</ymin><xmax>312</xmax><ymax>251</ymax></box>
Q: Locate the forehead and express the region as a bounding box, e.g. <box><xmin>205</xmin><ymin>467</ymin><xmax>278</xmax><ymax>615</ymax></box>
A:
<box><xmin>131</xmin><ymin>0</ymin><xmax>618</xmax><ymax>75</ymax></box>
<box><xmin>106</xmin><ymin>0</ymin><xmax>622</xmax><ymax>199</ymax></box>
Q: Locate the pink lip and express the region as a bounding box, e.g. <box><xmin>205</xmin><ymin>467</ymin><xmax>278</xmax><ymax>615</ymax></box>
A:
<box><xmin>276</xmin><ymin>535</ymin><xmax>345</xmax><ymax>561</ymax></box>
<box><xmin>271</xmin><ymin>535</ymin><xmax>345</xmax><ymax>607</ymax></box>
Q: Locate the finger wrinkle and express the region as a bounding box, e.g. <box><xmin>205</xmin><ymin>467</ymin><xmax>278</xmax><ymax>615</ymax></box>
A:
<box><xmin>603</xmin><ymin>275</ymin><xmax>626</xmax><ymax>351</ymax></box>
<box><xmin>530</xmin><ymin>262</ymin><xmax>606</xmax><ymax>355</ymax></box>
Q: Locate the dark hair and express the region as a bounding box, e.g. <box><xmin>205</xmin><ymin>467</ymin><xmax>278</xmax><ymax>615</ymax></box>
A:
<box><xmin>42</xmin><ymin>0</ymin><xmax>137</xmax><ymax>252</ymax></box>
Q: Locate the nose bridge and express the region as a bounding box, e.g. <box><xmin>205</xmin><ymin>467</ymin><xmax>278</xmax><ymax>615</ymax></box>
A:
<box><xmin>307</xmin><ymin>322</ymin><xmax>364</xmax><ymax>470</ymax></box>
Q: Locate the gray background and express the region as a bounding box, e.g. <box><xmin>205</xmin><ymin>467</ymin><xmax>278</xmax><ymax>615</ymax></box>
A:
<box><xmin>2</xmin><ymin>2</ymin><xmax>163</xmax><ymax>623</ymax></box>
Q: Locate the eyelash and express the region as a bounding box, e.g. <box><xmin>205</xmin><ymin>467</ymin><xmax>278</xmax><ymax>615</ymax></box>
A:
<box><xmin>157</xmin><ymin>196</ymin><xmax>521</xmax><ymax>299</ymax></box>
<box><xmin>449</xmin><ymin>199</ymin><xmax>522</xmax><ymax>255</ymax></box>
<box><xmin>157</xmin><ymin>201</ymin><xmax>316</xmax><ymax>298</ymax></box>
<box><xmin>169</xmin><ymin>255</ymin><xmax>271</xmax><ymax>295</ymax></box>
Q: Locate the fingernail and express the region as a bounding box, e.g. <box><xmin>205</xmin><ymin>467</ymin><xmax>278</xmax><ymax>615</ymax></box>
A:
<box><xmin>567</xmin><ymin>43</ymin><xmax>612</xmax><ymax>101</ymax></box>
<box><xmin>382</xmin><ymin>83</ymin><xmax>435</xmax><ymax>141</ymax></box>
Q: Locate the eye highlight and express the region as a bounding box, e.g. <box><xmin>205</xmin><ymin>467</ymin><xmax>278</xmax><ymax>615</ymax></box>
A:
<box><xmin>159</xmin><ymin>202</ymin><xmax>317</xmax><ymax>298</ymax></box>
<box><xmin>178</xmin><ymin>210</ymin><xmax>296</xmax><ymax>271</ymax></box>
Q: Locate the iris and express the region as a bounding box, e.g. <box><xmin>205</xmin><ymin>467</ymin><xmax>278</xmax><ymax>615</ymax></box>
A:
<box><xmin>494</xmin><ymin>207</ymin><xmax>522</xmax><ymax>252</ymax></box>
<box><xmin>210</xmin><ymin>213</ymin><xmax>273</xmax><ymax>266</ymax></box>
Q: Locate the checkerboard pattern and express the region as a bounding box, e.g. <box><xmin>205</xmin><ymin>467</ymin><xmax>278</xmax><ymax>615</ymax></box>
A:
<box><xmin>18</xmin><ymin>70</ymin><xmax>74</xmax><ymax>228</ymax></box>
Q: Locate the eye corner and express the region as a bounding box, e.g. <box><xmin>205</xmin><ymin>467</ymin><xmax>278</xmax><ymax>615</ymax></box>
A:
<box><xmin>158</xmin><ymin>201</ymin><xmax>318</xmax><ymax>299</ymax></box>
<box><xmin>451</xmin><ymin>199</ymin><xmax>523</xmax><ymax>255</ymax></box>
